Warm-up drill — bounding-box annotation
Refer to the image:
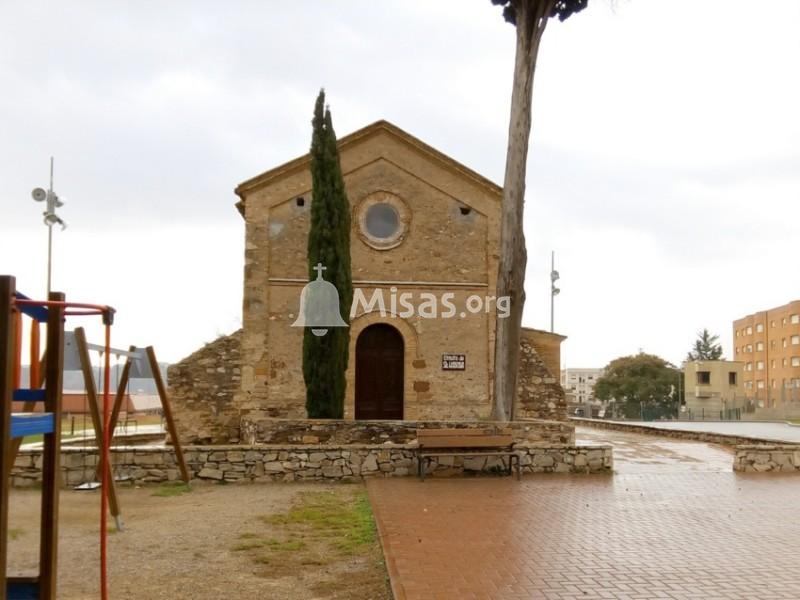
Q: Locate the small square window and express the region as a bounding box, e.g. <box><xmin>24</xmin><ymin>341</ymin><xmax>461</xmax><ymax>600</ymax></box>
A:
<box><xmin>746</xmin><ymin>326</ymin><xmax>753</xmax><ymax>335</ymax></box>
<box><xmin>696</xmin><ymin>371</ymin><xmax>711</xmax><ymax>385</ymax></box>
<box><xmin>792</xmin><ymin>314</ymin><xmax>799</xmax><ymax>325</ymax></box>
<box><xmin>756</xmin><ymin>323</ymin><xmax>764</xmax><ymax>333</ymax></box>
<box><xmin>792</xmin><ymin>335</ymin><xmax>800</xmax><ymax>345</ymax></box>
<box><xmin>756</xmin><ymin>342</ymin><xmax>764</xmax><ymax>351</ymax></box>
<box><xmin>728</xmin><ymin>372</ymin><xmax>737</xmax><ymax>385</ymax></box>
<box><xmin>792</xmin><ymin>357</ymin><xmax>800</xmax><ymax>367</ymax></box>
<box><xmin>757</xmin><ymin>361</ymin><xmax>764</xmax><ymax>370</ymax></box>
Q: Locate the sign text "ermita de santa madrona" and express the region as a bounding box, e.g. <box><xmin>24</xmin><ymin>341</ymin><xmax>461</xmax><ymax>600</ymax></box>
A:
<box><xmin>441</xmin><ymin>354</ymin><xmax>466</xmax><ymax>370</ymax></box>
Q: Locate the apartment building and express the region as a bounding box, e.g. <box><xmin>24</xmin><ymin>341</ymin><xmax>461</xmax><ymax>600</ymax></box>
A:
<box><xmin>560</xmin><ymin>368</ymin><xmax>604</xmax><ymax>404</ymax></box>
<box><xmin>683</xmin><ymin>360</ymin><xmax>743</xmax><ymax>418</ymax></box>
<box><xmin>733</xmin><ymin>300</ymin><xmax>800</xmax><ymax>401</ymax></box>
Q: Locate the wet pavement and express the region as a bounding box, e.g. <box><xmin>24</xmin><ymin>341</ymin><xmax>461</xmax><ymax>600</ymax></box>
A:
<box><xmin>608</xmin><ymin>420</ymin><xmax>800</xmax><ymax>444</ymax></box>
<box><xmin>576</xmin><ymin>426</ymin><xmax>733</xmax><ymax>473</ymax></box>
<box><xmin>368</xmin><ymin>427</ymin><xmax>800</xmax><ymax>599</ymax></box>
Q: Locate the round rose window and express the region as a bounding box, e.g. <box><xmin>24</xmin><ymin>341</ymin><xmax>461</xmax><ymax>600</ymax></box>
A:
<box><xmin>357</xmin><ymin>193</ymin><xmax>409</xmax><ymax>250</ymax></box>
<box><xmin>365</xmin><ymin>203</ymin><xmax>400</xmax><ymax>239</ymax></box>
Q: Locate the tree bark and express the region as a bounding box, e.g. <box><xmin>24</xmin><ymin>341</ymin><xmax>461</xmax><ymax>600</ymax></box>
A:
<box><xmin>492</xmin><ymin>0</ymin><xmax>553</xmax><ymax>421</ymax></box>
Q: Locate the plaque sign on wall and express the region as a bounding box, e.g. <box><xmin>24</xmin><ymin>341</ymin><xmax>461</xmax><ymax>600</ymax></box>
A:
<box><xmin>441</xmin><ymin>353</ymin><xmax>466</xmax><ymax>371</ymax></box>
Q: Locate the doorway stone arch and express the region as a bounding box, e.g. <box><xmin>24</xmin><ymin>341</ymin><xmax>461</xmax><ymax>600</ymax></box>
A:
<box><xmin>345</xmin><ymin>311</ymin><xmax>420</xmax><ymax>420</ymax></box>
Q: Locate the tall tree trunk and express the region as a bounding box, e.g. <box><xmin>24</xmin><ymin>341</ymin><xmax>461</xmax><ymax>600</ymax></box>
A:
<box><xmin>493</xmin><ymin>0</ymin><xmax>553</xmax><ymax>421</ymax></box>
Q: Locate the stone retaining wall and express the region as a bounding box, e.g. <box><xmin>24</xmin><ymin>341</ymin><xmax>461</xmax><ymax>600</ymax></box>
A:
<box><xmin>517</xmin><ymin>328</ymin><xmax>567</xmax><ymax>421</ymax></box>
<box><xmin>571</xmin><ymin>417</ymin><xmax>790</xmax><ymax>447</ymax></box>
<box><xmin>240</xmin><ymin>418</ymin><xmax>575</xmax><ymax>446</ymax></box>
<box><xmin>167</xmin><ymin>330</ymin><xmax>242</xmax><ymax>444</ymax></box>
<box><xmin>733</xmin><ymin>445</ymin><xmax>800</xmax><ymax>473</ymax></box>
<box><xmin>10</xmin><ymin>443</ymin><xmax>611</xmax><ymax>487</ymax></box>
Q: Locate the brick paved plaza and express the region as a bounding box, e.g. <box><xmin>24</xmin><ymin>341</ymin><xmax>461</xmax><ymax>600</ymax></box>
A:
<box><xmin>368</xmin><ymin>428</ymin><xmax>800</xmax><ymax>600</ymax></box>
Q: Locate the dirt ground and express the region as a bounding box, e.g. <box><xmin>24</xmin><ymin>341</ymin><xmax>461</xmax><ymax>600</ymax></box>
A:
<box><xmin>7</xmin><ymin>482</ymin><xmax>392</xmax><ymax>600</ymax></box>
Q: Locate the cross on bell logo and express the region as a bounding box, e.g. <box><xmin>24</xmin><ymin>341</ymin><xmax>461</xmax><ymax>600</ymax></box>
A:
<box><xmin>291</xmin><ymin>263</ymin><xmax>348</xmax><ymax>337</ymax></box>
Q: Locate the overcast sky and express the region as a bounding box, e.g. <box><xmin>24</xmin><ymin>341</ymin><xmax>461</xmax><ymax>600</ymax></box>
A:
<box><xmin>1</xmin><ymin>0</ymin><xmax>798</xmax><ymax>370</ymax></box>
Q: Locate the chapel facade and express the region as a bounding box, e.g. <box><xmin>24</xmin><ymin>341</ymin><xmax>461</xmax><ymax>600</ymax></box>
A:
<box><xmin>169</xmin><ymin>121</ymin><xmax>566</xmax><ymax>443</ymax></box>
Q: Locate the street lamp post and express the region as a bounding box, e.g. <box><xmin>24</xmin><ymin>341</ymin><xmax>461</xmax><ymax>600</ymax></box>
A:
<box><xmin>550</xmin><ymin>250</ymin><xmax>560</xmax><ymax>333</ymax></box>
<box><xmin>31</xmin><ymin>157</ymin><xmax>67</xmax><ymax>295</ymax></box>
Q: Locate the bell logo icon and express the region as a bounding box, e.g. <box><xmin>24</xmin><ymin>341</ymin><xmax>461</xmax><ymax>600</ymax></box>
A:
<box><xmin>291</xmin><ymin>263</ymin><xmax>348</xmax><ymax>336</ymax></box>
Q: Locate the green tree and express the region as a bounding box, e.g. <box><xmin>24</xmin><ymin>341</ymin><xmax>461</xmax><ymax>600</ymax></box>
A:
<box><xmin>686</xmin><ymin>329</ymin><xmax>723</xmax><ymax>361</ymax></box>
<box><xmin>489</xmin><ymin>0</ymin><xmax>588</xmax><ymax>421</ymax></box>
<box><xmin>594</xmin><ymin>353</ymin><xmax>683</xmax><ymax>420</ymax></box>
<box><xmin>303</xmin><ymin>89</ymin><xmax>353</xmax><ymax>418</ymax></box>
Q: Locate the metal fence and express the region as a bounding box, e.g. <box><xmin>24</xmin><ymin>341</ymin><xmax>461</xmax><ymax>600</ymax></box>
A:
<box><xmin>681</xmin><ymin>388</ymin><xmax>800</xmax><ymax>421</ymax></box>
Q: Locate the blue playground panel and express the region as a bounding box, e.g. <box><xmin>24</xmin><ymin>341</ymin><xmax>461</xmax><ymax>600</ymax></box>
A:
<box><xmin>11</xmin><ymin>389</ymin><xmax>46</xmax><ymax>402</ymax></box>
<box><xmin>12</xmin><ymin>291</ymin><xmax>48</xmax><ymax>322</ymax></box>
<box><xmin>9</xmin><ymin>413</ymin><xmax>53</xmax><ymax>438</ymax></box>
<box><xmin>7</xmin><ymin>581</ymin><xmax>40</xmax><ymax>600</ymax></box>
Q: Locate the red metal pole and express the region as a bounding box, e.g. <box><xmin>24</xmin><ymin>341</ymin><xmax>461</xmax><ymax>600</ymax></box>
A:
<box><xmin>12</xmin><ymin>310</ymin><xmax>21</xmax><ymax>389</ymax></box>
<box><xmin>100</xmin><ymin>322</ymin><xmax>111</xmax><ymax>600</ymax></box>
<box><xmin>30</xmin><ymin>321</ymin><xmax>40</xmax><ymax>388</ymax></box>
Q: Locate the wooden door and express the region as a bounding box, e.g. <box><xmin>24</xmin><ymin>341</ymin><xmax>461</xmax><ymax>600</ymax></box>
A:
<box><xmin>355</xmin><ymin>324</ymin><xmax>404</xmax><ymax>419</ymax></box>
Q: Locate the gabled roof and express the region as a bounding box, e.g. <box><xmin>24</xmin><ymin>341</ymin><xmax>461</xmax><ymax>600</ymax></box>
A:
<box><xmin>234</xmin><ymin>120</ymin><xmax>502</xmax><ymax>216</ymax></box>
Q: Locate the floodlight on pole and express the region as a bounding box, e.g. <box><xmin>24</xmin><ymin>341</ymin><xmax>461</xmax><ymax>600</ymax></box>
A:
<box><xmin>550</xmin><ymin>250</ymin><xmax>560</xmax><ymax>333</ymax></box>
<box><xmin>32</xmin><ymin>157</ymin><xmax>67</xmax><ymax>295</ymax></box>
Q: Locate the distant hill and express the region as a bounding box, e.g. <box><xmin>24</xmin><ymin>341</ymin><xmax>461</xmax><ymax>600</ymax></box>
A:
<box><xmin>19</xmin><ymin>363</ymin><xmax>169</xmax><ymax>394</ymax></box>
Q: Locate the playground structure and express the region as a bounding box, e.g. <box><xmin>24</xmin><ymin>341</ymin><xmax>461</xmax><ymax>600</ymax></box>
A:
<box><xmin>62</xmin><ymin>327</ymin><xmax>189</xmax><ymax>523</ymax></box>
<box><xmin>1</xmin><ymin>274</ymin><xmax>188</xmax><ymax>600</ymax></box>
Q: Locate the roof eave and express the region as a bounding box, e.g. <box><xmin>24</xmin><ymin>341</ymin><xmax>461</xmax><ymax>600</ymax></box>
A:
<box><xmin>232</xmin><ymin>120</ymin><xmax>502</xmax><ymax>219</ymax></box>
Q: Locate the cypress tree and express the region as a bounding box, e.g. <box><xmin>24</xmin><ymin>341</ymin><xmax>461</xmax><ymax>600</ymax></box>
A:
<box><xmin>303</xmin><ymin>89</ymin><xmax>353</xmax><ymax>418</ymax></box>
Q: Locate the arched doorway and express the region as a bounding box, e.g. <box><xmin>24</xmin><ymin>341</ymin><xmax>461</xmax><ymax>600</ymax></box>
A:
<box><xmin>355</xmin><ymin>323</ymin><xmax>404</xmax><ymax>419</ymax></box>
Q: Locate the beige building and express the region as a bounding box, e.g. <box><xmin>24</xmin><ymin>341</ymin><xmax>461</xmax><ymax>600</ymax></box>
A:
<box><xmin>733</xmin><ymin>300</ymin><xmax>800</xmax><ymax>403</ymax></box>
<box><xmin>683</xmin><ymin>360</ymin><xmax>744</xmax><ymax>418</ymax></box>
<box><xmin>169</xmin><ymin>121</ymin><xmax>567</xmax><ymax>442</ymax></box>
<box><xmin>560</xmin><ymin>368</ymin><xmax>604</xmax><ymax>404</ymax></box>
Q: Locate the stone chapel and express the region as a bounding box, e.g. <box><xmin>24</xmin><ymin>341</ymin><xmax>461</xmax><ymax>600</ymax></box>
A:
<box><xmin>169</xmin><ymin>121</ymin><xmax>566</xmax><ymax>443</ymax></box>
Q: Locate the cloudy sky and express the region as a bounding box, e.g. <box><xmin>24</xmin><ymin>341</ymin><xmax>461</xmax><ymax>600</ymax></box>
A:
<box><xmin>1</xmin><ymin>0</ymin><xmax>798</xmax><ymax>370</ymax></box>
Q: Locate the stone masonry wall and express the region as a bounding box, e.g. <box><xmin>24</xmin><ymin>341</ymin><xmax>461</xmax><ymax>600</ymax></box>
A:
<box><xmin>10</xmin><ymin>443</ymin><xmax>612</xmax><ymax>487</ymax></box>
<box><xmin>167</xmin><ymin>330</ymin><xmax>242</xmax><ymax>444</ymax></box>
<box><xmin>237</xmin><ymin>123</ymin><xmax>505</xmax><ymax>423</ymax></box>
<box><xmin>517</xmin><ymin>329</ymin><xmax>567</xmax><ymax>421</ymax></box>
<box><xmin>239</xmin><ymin>418</ymin><xmax>575</xmax><ymax>446</ymax></box>
<box><xmin>169</xmin><ymin>328</ymin><xmax>570</xmax><ymax>443</ymax></box>
<box><xmin>733</xmin><ymin>445</ymin><xmax>800</xmax><ymax>473</ymax></box>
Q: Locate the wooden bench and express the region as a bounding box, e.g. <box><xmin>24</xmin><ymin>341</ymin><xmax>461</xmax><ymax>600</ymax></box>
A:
<box><xmin>416</xmin><ymin>428</ymin><xmax>521</xmax><ymax>481</ymax></box>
